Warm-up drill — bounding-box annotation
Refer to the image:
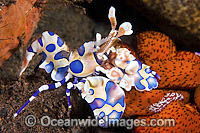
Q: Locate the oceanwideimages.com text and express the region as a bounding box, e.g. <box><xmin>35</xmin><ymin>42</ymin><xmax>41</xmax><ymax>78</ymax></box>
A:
<box><xmin>25</xmin><ymin>115</ymin><xmax>175</xmax><ymax>129</ymax></box>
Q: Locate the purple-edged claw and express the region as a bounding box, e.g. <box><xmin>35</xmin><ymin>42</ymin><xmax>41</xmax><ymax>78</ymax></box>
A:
<box><xmin>195</xmin><ymin>52</ymin><xmax>200</xmax><ymax>56</ymax></box>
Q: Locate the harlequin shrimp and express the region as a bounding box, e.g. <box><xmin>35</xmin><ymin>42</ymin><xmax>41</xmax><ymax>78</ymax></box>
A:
<box><xmin>14</xmin><ymin>6</ymin><xmax>131</xmax><ymax>120</ymax></box>
<box><xmin>14</xmin><ymin>6</ymin><xmax>159</xmax><ymax>125</ymax></box>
